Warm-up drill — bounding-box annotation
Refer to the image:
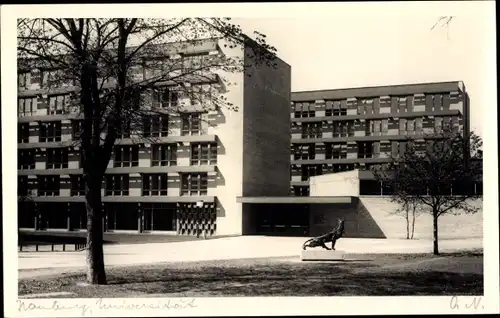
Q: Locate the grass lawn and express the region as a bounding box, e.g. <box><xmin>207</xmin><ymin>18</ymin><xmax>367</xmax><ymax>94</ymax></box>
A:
<box><xmin>18</xmin><ymin>251</ymin><xmax>483</xmax><ymax>297</ymax></box>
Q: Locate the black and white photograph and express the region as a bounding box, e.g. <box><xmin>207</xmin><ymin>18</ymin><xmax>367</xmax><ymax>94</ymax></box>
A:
<box><xmin>2</xmin><ymin>1</ymin><xmax>499</xmax><ymax>317</ymax></box>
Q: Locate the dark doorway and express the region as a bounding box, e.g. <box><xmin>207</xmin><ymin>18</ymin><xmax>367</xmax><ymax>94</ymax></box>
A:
<box><xmin>142</xmin><ymin>203</ymin><xmax>176</xmax><ymax>232</ymax></box>
<box><xmin>255</xmin><ymin>204</ymin><xmax>309</xmax><ymax>236</ymax></box>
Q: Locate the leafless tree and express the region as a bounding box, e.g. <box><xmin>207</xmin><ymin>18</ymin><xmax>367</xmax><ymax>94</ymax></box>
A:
<box><xmin>17</xmin><ymin>18</ymin><xmax>277</xmax><ymax>284</ymax></box>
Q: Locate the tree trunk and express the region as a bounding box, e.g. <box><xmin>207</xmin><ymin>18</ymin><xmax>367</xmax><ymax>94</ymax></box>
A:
<box><xmin>432</xmin><ymin>211</ymin><xmax>439</xmax><ymax>255</ymax></box>
<box><xmin>85</xmin><ymin>180</ymin><xmax>107</xmax><ymax>284</ymax></box>
<box><xmin>410</xmin><ymin>206</ymin><xmax>416</xmax><ymax>239</ymax></box>
<box><xmin>405</xmin><ymin>206</ymin><xmax>410</xmax><ymax>239</ymax></box>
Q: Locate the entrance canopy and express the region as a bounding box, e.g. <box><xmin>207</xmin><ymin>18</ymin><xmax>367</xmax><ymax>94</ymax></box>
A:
<box><xmin>236</xmin><ymin>196</ymin><xmax>352</xmax><ymax>204</ymax></box>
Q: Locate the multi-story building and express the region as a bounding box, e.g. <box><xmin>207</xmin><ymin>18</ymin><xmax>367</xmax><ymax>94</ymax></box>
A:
<box><xmin>17</xmin><ymin>38</ymin><xmax>292</xmax><ymax>236</ymax></box>
<box><xmin>289</xmin><ymin>81</ymin><xmax>478</xmax><ymax>197</ymax></box>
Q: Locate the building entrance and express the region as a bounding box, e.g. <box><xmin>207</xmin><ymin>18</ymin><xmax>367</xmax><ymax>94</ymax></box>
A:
<box><xmin>255</xmin><ymin>204</ymin><xmax>309</xmax><ymax>236</ymax></box>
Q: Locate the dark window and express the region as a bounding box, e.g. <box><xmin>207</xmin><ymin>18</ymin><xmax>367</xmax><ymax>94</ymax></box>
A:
<box><xmin>360</xmin><ymin>180</ymin><xmax>381</xmax><ymax>195</ymax></box>
<box><xmin>142</xmin><ymin>174</ymin><xmax>168</xmax><ymax>196</ymax></box>
<box><xmin>181</xmin><ymin>113</ymin><xmax>201</xmax><ymax>136</ymax></box>
<box><xmin>151</xmin><ymin>144</ymin><xmax>177</xmax><ymax>166</ymax></box>
<box><xmin>181</xmin><ymin>173</ymin><xmax>208</xmax><ymax>196</ymax></box>
<box><xmin>301</xmin><ymin>165</ymin><xmax>323</xmax><ymax>181</ymax></box>
<box><xmin>72</xmin><ymin>120</ymin><xmax>84</xmax><ymax>139</ymax></box>
<box><xmin>295</xmin><ymin>110</ymin><xmax>315</xmax><ymax>118</ymax></box>
<box><xmin>37</xmin><ymin>175</ymin><xmax>60</xmax><ymax>196</ymax></box>
<box><xmin>18</xmin><ymin>123</ymin><xmax>30</xmax><ymax>143</ymax></box>
<box><xmin>325</xmin><ymin>143</ymin><xmax>347</xmax><ymax>159</ymax></box>
<box><xmin>116</xmin><ymin>119</ymin><xmax>131</xmax><ymax>139</ymax></box>
<box><xmin>70</xmin><ymin>175</ymin><xmax>86</xmax><ymax>196</ymax></box>
<box><xmin>143</xmin><ymin>115</ymin><xmax>169</xmax><ymax>137</ymax></box>
<box><xmin>114</xmin><ymin>146</ymin><xmax>139</xmax><ymax>167</ymax></box>
<box><xmin>301</xmin><ymin>122</ymin><xmax>322</xmax><ymax>139</ymax></box>
<box><xmin>153</xmin><ymin>86</ymin><xmax>179</xmax><ymax>108</ymax></box>
<box><xmin>293</xmin><ymin>186</ymin><xmax>310</xmax><ymax>197</ymax></box>
<box><xmin>191</xmin><ymin>143</ymin><xmax>217</xmax><ymax>165</ymax></box>
<box><xmin>46</xmin><ymin>148</ymin><xmax>69</xmax><ymax>169</ymax></box>
<box><xmin>18</xmin><ymin>97</ymin><xmax>37</xmax><ymax>116</ymax></box>
<box><xmin>39</xmin><ymin>122</ymin><xmax>62</xmax><ymax>142</ymax></box>
<box><xmin>105</xmin><ymin>174</ymin><xmax>129</xmax><ymax>196</ymax></box>
<box><xmin>18</xmin><ymin>150</ymin><xmax>35</xmax><ymax>170</ymax></box>
<box><xmin>333</xmin><ymin>121</ymin><xmax>352</xmax><ymax>137</ymax></box>
<box><xmin>293</xmin><ymin>145</ymin><xmax>315</xmax><ymax>160</ymax></box>
<box><xmin>357</xmin><ymin>142</ymin><xmax>374</xmax><ymax>159</ymax></box>
<box><xmin>18</xmin><ymin>176</ymin><xmax>29</xmax><ymax>197</ymax></box>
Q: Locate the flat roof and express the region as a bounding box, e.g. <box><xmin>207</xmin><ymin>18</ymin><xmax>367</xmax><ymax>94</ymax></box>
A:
<box><xmin>292</xmin><ymin>81</ymin><xmax>464</xmax><ymax>102</ymax></box>
<box><xmin>236</xmin><ymin>196</ymin><xmax>352</xmax><ymax>204</ymax></box>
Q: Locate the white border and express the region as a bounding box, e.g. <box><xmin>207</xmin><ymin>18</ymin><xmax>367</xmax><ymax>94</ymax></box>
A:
<box><xmin>2</xmin><ymin>2</ymin><xmax>498</xmax><ymax>317</ymax></box>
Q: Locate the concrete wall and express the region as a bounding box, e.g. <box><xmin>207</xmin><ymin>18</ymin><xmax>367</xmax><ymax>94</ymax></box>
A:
<box><xmin>308</xmin><ymin>197</ymin><xmax>483</xmax><ymax>239</ymax></box>
<box><xmin>242</xmin><ymin>44</ymin><xmax>292</xmax><ymax>198</ymax></box>
<box><xmin>206</xmin><ymin>39</ymin><xmax>245</xmax><ymax>235</ymax></box>
<box><xmin>309</xmin><ymin>170</ymin><xmax>360</xmax><ymax>197</ymax></box>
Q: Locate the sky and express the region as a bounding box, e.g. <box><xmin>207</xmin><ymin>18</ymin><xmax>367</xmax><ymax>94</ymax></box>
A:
<box><xmin>236</xmin><ymin>12</ymin><xmax>494</xmax><ymax>137</ymax></box>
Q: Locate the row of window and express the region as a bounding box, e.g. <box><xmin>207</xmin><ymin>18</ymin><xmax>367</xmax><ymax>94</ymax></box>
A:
<box><xmin>17</xmin><ymin>142</ymin><xmax>218</xmax><ymax>170</ymax></box>
<box><xmin>17</xmin><ymin>113</ymin><xmax>203</xmax><ymax>144</ymax></box>
<box><xmin>298</xmin><ymin>116</ymin><xmax>460</xmax><ymax>139</ymax></box>
<box><xmin>290</xmin><ymin>180</ymin><xmax>483</xmax><ymax>197</ymax></box>
<box><xmin>292</xmin><ymin>142</ymin><xmax>375</xmax><ymax>161</ymax></box>
<box><xmin>18</xmin><ymin>83</ymin><xmax>215</xmax><ymax>117</ymax></box>
<box><xmin>292</xmin><ymin>93</ymin><xmax>460</xmax><ymax>118</ymax></box>
<box><xmin>18</xmin><ymin>173</ymin><xmax>209</xmax><ymax>197</ymax></box>
<box><xmin>292</xmin><ymin>164</ymin><xmax>356</xmax><ymax>181</ymax></box>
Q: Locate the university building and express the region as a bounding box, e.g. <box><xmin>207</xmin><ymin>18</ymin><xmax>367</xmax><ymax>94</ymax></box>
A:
<box><xmin>237</xmin><ymin>81</ymin><xmax>482</xmax><ymax>238</ymax></box>
<box><xmin>17</xmin><ymin>38</ymin><xmax>292</xmax><ymax>236</ymax></box>
<box><xmin>289</xmin><ymin>81</ymin><xmax>477</xmax><ymax>197</ymax></box>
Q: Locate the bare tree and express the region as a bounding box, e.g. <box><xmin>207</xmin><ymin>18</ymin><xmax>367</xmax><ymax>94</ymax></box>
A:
<box><xmin>17</xmin><ymin>18</ymin><xmax>277</xmax><ymax>284</ymax></box>
<box><xmin>372</xmin><ymin>127</ymin><xmax>482</xmax><ymax>254</ymax></box>
<box><xmin>390</xmin><ymin>198</ymin><xmax>424</xmax><ymax>240</ymax></box>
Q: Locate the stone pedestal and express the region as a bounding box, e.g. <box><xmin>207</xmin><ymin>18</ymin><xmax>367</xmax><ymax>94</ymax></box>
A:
<box><xmin>301</xmin><ymin>250</ymin><xmax>345</xmax><ymax>261</ymax></box>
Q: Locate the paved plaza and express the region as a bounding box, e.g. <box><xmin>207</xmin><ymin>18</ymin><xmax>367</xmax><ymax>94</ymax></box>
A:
<box><xmin>18</xmin><ymin>236</ymin><xmax>482</xmax><ymax>275</ymax></box>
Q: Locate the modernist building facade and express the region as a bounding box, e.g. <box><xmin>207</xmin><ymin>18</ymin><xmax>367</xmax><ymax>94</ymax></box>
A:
<box><xmin>289</xmin><ymin>81</ymin><xmax>481</xmax><ymax>197</ymax></box>
<box><xmin>17</xmin><ymin>38</ymin><xmax>292</xmax><ymax>236</ymax></box>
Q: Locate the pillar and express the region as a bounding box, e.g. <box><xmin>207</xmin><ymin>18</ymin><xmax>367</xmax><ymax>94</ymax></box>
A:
<box><xmin>67</xmin><ymin>202</ymin><xmax>72</xmax><ymax>231</ymax></box>
<box><xmin>34</xmin><ymin>203</ymin><xmax>38</xmax><ymax>230</ymax></box>
<box><xmin>138</xmin><ymin>203</ymin><xmax>142</xmax><ymax>233</ymax></box>
<box><xmin>102</xmin><ymin>203</ymin><xmax>106</xmax><ymax>233</ymax></box>
<box><xmin>380</xmin><ymin>181</ymin><xmax>383</xmax><ymax>196</ymax></box>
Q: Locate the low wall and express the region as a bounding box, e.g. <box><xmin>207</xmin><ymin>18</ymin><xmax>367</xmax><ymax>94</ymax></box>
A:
<box><xmin>308</xmin><ymin>197</ymin><xmax>483</xmax><ymax>239</ymax></box>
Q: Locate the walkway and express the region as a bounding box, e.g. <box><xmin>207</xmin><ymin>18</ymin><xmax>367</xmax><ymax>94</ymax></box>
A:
<box><xmin>18</xmin><ymin>236</ymin><xmax>482</xmax><ymax>273</ymax></box>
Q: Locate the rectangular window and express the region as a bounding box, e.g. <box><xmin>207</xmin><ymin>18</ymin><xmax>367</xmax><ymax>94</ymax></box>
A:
<box><xmin>301</xmin><ymin>165</ymin><xmax>323</xmax><ymax>181</ymax></box>
<box><xmin>116</xmin><ymin>119</ymin><xmax>131</xmax><ymax>139</ymax></box>
<box><xmin>181</xmin><ymin>173</ymin><xmax>208</xmax><ymax>196</ymax></box>
<box><xmin>325</xmin><ymin>143</ymin><xmax>347</xmax><ymax>159</ymax></box>
<box><xmin>39</xmin><ymin>122</ymin><xmax>62</xmax><ymax>142</ymax></box>
<box><xmin>295</xmin><ymin>110</ymin><xmax>316</xmax><ymax>118</ymax></box>
<box><xmin>48</xmin><ymin>94</ymin><xmax>69</xmax><ymax>115</ymax></box>
<box><xmin>143</xmin><ymin>115</ymin><xmax>169</xmax><ymax>137</ymax></box>
<box><xmin>37</xmin><ymin>175</ymin><xmax>60</xmax><ymax>196</ymax></box>
<box><xmin>191</xmin><ymin>143</ymin><xmax>217</xmax><ymax>165</ymax></box>
<box><xmin>18</xmin><ymin>72</ymin><xmax>28</xmax><ymax>89</ymax></box>
<box><xmin>31</xmin><ymin>69</ymin><xmax>42</xmax><ymax>85</ymax></box>
<box><xmin>333</xmin><ymin>121</ymin><xmax>351</xmax><ymax>137</ymax></box>
<box><xmin>70</xmin><ymin>175</ymin><xmax>86</xmax><ymax>196</ymax></box>
<box><xmin>153</xmin><ymin>86</ymin><xmax>179</xmax><ymax>108</ymax></box>
<box><xmin>301</xmin><ymin>122</ymin><xmax>322</xmax><ymax>139</ymax></box>
<box><xmin>18</xmin><ymin>149</ymin><xmax>35</xmax><ymax>170</ymax></box>
<box><xmin>18</xmin><ymin>176</ymin><xmax>29</xmax><ymax>197</ymax></box>
<box><xmin>357</xmin><ymin>141</ymin><xmax>374</xmax><ymax>159</ymax></box>
<box><xmin>142</xmin><ymin>174</ymin><xmax>168</xmax><ymax>196</ymax></box>
<box><xmin>293</xmin><ymin>144</ymin><xmax>315</xmax><ymax>160</ymax></box>
<box><xmin>18</xmin><ymin>123</ymin><xmax>30</xmax><ymax>143</ymax></box>
<box><xmin>381</xmin><ymin>119</ymin><xmax>389</xmax><ymax>134</ymax></box>
<box><xmin>151</xmin><ymin>144</ymin><xmax>177</xmax><ymax>166</ymax></box>
<box><xmin>105</xmin><ymin>174</ymin><xmax>129</xmax><ymax>196</ymax></box>
<box><xmin>181</xmin><ymin>113</ymin><xmax>201</xmax><ymax>136</ymax></box>
<box><xmin>114</xmin><ymin>146</ymin><xmax>139</xmax><ymax>167</ymax></box>
<box><xmin>18</xmin><ymin>97</ymin><xmax>37</xmax><ymax>117</ymax></box>
<box><xmin>72</xmin><ymin>120</ymin><xmax>84</xmax><ymax>139</ymax></box>
<box><xmin>46</xmin><ymin>148</ymin><xmax>69</xmax><ymax>169</ymax></box>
